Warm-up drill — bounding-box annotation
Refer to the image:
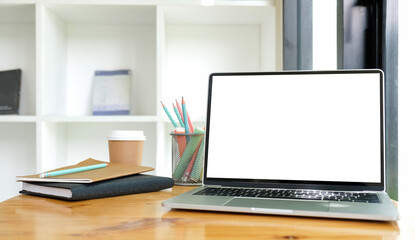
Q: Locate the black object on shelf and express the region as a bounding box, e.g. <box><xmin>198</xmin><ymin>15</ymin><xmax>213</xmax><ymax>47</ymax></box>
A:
<box><xmin>0</xmin><ymin>69</ymin><xmax>21</xmax><ymax>115</ymax></box>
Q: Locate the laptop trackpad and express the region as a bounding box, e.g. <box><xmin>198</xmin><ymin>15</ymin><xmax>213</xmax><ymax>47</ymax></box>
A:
<box><xmin>224</xmin><ymin>198</ymin><xmax>329</xmax><ymax>212</ymax></box>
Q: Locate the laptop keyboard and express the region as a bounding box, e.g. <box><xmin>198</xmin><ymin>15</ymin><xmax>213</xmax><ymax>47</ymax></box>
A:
<box><xmin>193</xmin><ymin>187</ymin><xmax>380</xmax><ymax>203</ymax></box>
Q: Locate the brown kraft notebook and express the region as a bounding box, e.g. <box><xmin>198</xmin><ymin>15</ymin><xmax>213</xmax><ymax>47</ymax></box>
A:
<box><xmin>16</xmin><ymin>158</ymin><xmax>154</xmax><ymax>183</ymax></box>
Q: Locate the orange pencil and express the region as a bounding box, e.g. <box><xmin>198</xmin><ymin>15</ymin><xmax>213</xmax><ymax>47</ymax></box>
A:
<box><xmin>186</xmin><ymin>110</ymin><xmax>194</xmax><ymax>133</ymax></box>
<box><xmin>175</xmin><ymin>99</ymin><xmax>184</xmax><ymax>121</ymax></box>
<box><xmin>174</xmin><ymin>127</ymin><xmax>187</xmax><ymax>157</ymax></box>
<box><xmin>181</xmin><ymin>137</ymin><xmax>202</xmax><ymax>181</ymax></box>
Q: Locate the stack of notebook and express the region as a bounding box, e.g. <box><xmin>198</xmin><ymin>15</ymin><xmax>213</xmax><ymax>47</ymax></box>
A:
<box><xmin>16</xmin><ymin>158</ymin><xmax>174</xmax><ymax>201</ymax></box>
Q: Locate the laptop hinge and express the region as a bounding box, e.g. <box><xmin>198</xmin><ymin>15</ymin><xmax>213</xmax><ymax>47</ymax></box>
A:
<box><xmin>204</xmin><ymin>185</ymin><xmax>222</xmax><ymax>188</ymax></box>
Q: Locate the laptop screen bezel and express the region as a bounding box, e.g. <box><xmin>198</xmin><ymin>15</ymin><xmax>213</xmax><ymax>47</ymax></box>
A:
<box><xmin>203</xmin><ymin>70</ymin><xmax>385</xmax><ymax>191</ymax></box>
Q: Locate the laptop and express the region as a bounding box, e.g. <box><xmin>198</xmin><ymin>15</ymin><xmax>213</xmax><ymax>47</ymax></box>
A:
<box><xmin>162</xmin><ymin>70</ymin><xmax>400</xmax><ymax>221</ymax></box>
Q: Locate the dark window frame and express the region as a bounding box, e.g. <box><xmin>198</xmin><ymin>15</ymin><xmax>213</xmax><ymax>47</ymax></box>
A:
<box><xmin>283</xmin><ymin>0</ymin><xmax>398</xmax><ymax>200</ymax></box>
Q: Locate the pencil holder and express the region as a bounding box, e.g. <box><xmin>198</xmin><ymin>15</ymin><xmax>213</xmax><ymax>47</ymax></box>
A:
<box><xmin>171</xmin><ymin>132</ymin><xmax>205</xmax><ymax>185</ymax></box>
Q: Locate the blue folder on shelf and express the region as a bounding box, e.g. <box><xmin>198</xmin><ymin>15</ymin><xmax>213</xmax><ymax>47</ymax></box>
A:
<box><xmin>92</xmin><ymin>69</ymin><xmax>131</xmax><ymax>115</ymax></box>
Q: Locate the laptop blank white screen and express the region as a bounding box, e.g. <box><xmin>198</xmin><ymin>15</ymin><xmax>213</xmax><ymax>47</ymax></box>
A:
<box><xmin>206</xmin><ymin>72</ymin><xmax>382</xmax><ymax>183</ymax></box>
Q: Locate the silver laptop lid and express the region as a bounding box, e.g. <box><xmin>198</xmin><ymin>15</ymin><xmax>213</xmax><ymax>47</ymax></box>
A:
<box><xmin>204</xmin><ymin>70</ymin><xmax>384</xmax><ymax>191</ymax></box>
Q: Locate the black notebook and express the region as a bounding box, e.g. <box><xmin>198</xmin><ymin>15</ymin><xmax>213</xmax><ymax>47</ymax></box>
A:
<box><xmin>0</xmin><ymin>69</ymin><xmax>21</xmax><ymax>114</ymax></box>
<box><xmin>20</xmin><ymin>174</ymin><xmax>174</xmax><ymax>201</ymax></box>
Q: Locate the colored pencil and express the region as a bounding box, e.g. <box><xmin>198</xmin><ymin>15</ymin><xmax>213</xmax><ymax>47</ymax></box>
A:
<box><xmin>175</xmin><ymin>99</ymin><xmax>184</xmax><ymax>121</ymax></box>
<box><xmin>180</xmin><ymin>97</ymin><xmax>195</xmax><ymax>133</ymax></box>
<box><xmin>172</xmin><ymin>128</ymin><xmax>204</xmax><ymax>180</ymax></box>
<box><xmin>178</xmin><ymin>98</ymin><xmax>193</xmax><ymax>133</ymax></box>
<box><xmin>186</xmin><ymin>111</ymin><xmax>194</xmax><ymax>133</ymax></box>
<box><xmin>182</xmin><ymin>97</ymin><xmax>190</xmax><ymax>134</ymax></box>
<box><xmin>190</xmin><ymin>136</ymin><xmax>205</xmax><ymax>181</ymax></box>
<box><xmin>161</xmin><ymin>101</ymin><xmax>178</xmax><ymax>128</ymax></box>
<box><xmin>39</xmin><ymin>163</ymin><xmax>108</xmax><ymax>178</ymax></box>
<box><xmin>174</xmin><ymin>127</ymin><xmax>187</xmax><ymax>157</ymax></box>
<box><xmin>181</xmin><ymin>138</ymin><xmax>202</xmax><ymax>182</ymax></box>
<box><xmin>172</xmin><ymin>103</ymin><xmax>185</xmax><ymax>127</ymax></box>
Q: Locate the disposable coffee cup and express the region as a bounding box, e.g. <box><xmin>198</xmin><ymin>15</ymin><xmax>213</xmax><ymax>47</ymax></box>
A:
<box><xmin>108</xmin><ymin>130</ymin><xmax>146</xmax><ymax>166</ymax></box>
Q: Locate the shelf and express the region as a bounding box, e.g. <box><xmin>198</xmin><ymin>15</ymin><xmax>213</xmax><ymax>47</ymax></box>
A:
<box><xmin>0</xmin><ymin>0</ymin><xmax>278</xmax><ymax>201</ymax></box>
<box><xmin>41</xmin><ymin>3</ymin><xmax>156</xmax><ymax>25</ymax></box>
<box><xmin>162</xmin><ymin>5</ymin><xmax>275</xmax><ymax>25</ymax></box>
<box><xmin>40</xmin><ymin>3</ymin><xmax>157</xmax><ymax>117</ymax></box>
<box><xmin>41</xmin><ymin>115</ymin><xmax>161</xmax><ymax>123</ymax></box>
<box><xmin>0</xmin><ymin>115</ymin><xmax>37</xmax><ymax>123</ymax></box>
<box><xmin>160</xmin><ymin>5</ymin><xmax>276</xmax><ymax>120</ymax></box>
<box><xmin>0</xmin><ymin>122</ymin><xmax>36</xmax><ymax>202</ymax></box>
<box><xmin>39</xmin><ymin>121</ymin><xmax>158</xmax><ymax>172</ymax></box>
<box><xmin>0</xmin><ymin>3</ymin><xmax>36</xmax><ymax>116</ymax></box>
<box><xmin>0</xmin><ymin>3</ymin><xmax>35</xmax><ymax>23</ymax></box>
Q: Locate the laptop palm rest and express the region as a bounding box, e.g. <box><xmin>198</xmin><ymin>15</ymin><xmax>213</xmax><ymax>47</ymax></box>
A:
<box><xmin>224</xmin><ymin>198</ymin><xmax>329</xmax><ymax>212</ymax></box>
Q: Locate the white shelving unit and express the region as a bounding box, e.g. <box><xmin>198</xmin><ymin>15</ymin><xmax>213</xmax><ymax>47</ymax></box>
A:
<box><xmin>0</xmin><ymin>0</ymin><xmax>281</xmax><ymax>201</ymax></box>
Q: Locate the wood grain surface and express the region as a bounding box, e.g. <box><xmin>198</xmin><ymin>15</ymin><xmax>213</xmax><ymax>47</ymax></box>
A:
<box><xmin>0</xmin><ymin>186</ymin><xmax>409</xmax><ymax>240</ymax></box>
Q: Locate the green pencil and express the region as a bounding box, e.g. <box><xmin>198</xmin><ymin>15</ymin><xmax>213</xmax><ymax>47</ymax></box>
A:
<box><xmin>173</xmin><ymin>103</ymin><xmax>185</xmax><ymax>127</ymax></box>
<box><xmin>190</xmin><ymin>137</ymin><xmax>205</xmax><ymax>181</ymax></box>
<box><xmin>161</xmin><ymin>101</ymin><xmax>178</xmax><ymax>128</ymax></box>
<box><xmin>172</xmin><ymin>128</ymin><xmax>204</xmax><ymax>180</ymax></box>
<box><xmin>39</xmin><ymin>163</ymin><xmax>108</xmax><ymax>178</ymax></box>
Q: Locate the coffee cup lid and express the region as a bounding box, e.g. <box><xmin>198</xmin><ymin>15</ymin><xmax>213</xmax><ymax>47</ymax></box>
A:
<box><xmin>108</xmin><ymin>130</ymin><xmax>146</xmax><ymax>141</ymax></box>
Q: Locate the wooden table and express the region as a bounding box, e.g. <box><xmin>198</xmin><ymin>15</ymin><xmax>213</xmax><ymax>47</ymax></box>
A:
<box><xmin>0</xmin><ymin>186</ymin><xmax>413</xmax><ymax>239</ymax></box>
